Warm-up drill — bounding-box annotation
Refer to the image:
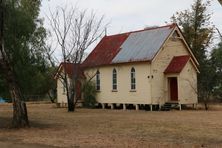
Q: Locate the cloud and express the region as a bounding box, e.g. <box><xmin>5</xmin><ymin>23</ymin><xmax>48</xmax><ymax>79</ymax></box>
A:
<box><xmin>40</xmin><ymin>0</ymin><xmax>222</xmax><ymax>54</ymax></box>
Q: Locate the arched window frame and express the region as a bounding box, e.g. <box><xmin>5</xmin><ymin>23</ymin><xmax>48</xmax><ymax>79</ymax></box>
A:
<box><xmin>96</xmin><ymin>70</ymin><xmax>100</xmax><ymax>91</ymax></box>
<box><xmin>112</xmin><ymin>68</ymin><xmax>117</xmax><ymax>90</ymax></box>
<box><xmin>131</xmin><ymin>67</ymin><xmax>136</xmax><ymax>90</ymax></box>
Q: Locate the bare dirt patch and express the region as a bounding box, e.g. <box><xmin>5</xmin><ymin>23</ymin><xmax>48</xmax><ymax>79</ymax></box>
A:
<box><xmin>1</xmin><ymin>103</ymin><xmax>222</xmax><ymax>147</ymax></box>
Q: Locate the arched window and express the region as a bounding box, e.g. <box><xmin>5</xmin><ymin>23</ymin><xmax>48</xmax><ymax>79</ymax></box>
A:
<box><xmin>96</xmin><ymin>70</ymin><xmax>100</xmax><ymax>91</ymax></box>
<box><xmin>131</xmin><ymin>67</ymin><xmax>136</xmax><ymax>90</ymax></box>
<box><xmin>112</xmin><ymin>68</ymin><xmax>117</xmax><ymax>90</ymax></box>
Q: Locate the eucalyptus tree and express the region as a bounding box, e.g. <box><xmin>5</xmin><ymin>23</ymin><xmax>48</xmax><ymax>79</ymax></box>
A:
<box><xmin>0</xmin><ymin>0</ymin><xmax>30</xmax><ymax>128</ymax></box>
<box><xmin>0</xmin><ymin>0</ymin><xmax>50</xmax><ymax>127</ymax></box>
<box><xmin>171</xmin><ymin>0</ymin><xmax>214</xmax><ymax>109</ymax></box>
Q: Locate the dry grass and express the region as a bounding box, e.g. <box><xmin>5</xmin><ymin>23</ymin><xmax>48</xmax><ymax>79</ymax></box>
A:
<box><xmin>0</xmin><ymin>103</ymin><xmax>222</xmax><ymax>148</ymax></box>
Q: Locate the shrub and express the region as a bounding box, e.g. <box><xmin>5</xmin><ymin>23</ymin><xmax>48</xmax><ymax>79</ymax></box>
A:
<box><xmin>82</xmin><ymin>81</ymin><xmax>97</xmax><ymax>108</ymax></box>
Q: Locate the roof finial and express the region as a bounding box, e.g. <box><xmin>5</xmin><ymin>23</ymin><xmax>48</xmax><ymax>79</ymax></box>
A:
<box><xmin>105</xmin><ymin>28</ymin><xmax>107</xmax><ymax>36</ymax></box>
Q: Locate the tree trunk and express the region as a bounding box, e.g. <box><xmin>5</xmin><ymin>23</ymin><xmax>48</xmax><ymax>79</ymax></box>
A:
<box><xmin>204</xmin><ymin>102</ymin><xmax>208</xmax><ymax>110</ymax></box>
<box><xmin>0</xmin><ymin>0</ymin><xmax>29</xmax><ymax>128</ymax></box>
<box><xmin>47</xmin><ymin>91</ymin><xmax>55</xmax><ymax>103</ymax></box>
<box><xmin>68</xmin><ymin>92</ymin><xmax>75</xmax><ymax>111</ymax></box>
<box><xmin>67</xmin><ymin>80</ymin><xmax>75</xmax><ymax>111</ymax></box>
<box><xmin>0</xmin><ymin>43</ymin><xmax>29</xmax><ymax>129</ymax></box>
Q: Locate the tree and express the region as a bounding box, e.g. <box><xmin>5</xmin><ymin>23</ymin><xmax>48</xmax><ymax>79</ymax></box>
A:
<box><xmin>0</xmin><ymin>0</ymin><xmax>52</xmax><ymax>127</ymax></box>
<box><xmin>216</xmin><ymin>28</ymin><xmax>222</xmax><ymax>38</ymax></box>
<box><xmin>171</xmin><ymin>0</ymin><xmax>214</xmax><ymax>110</ymax></box>
<box><xmin>47</xmin><ymin>5</ymin><xmax>106</xmax><ymax>111</ymax></box>
<box><xmin>82</xmin><ymin>81</ymin><xmax>97</xmax><ymax>108</ymax></box>
<box><xmin>0</xmin><ymin>0</ymin><xmax>29</xmax><ymax>128</ymax></box>
<box><xmin>0</xmin><ymin>0</ymin><xmax>55</xmax><ymax>101</ymax></box>
<box><xmin>211</xmin><ymin>41</ymin><xmax>222</xmax><ymax>100</ymax></box>
<box><xmin>218</xmin><ymin>0</ymin><xmax>222</xmax><ymax>6</ymax></box>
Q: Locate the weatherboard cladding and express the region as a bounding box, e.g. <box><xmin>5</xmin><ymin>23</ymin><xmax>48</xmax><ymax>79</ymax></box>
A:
<box><xmin>112</xmin><ymin>26</ymin><xmax>174</xmax><ymax>63</ymax></box>
<box><xmin>82</xmin><ymin>24</ymin><xmax>176</xmax><ymax>68</ymax></box>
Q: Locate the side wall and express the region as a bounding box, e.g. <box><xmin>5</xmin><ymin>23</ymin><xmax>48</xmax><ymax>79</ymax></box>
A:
<box><xmin>151</xmin><ymin>37</ymin><xmax>197</xmax><ymax>104</ymax></box>
<box><xmin>57</xmin><ymin>78</ymin><xmax>67</xmax><ymax>104</ymax></box>
<box><xmin>178</xmin><ymin>61</ymin><xmax>198</xmax><ymax>104</ymax></box>
<box><xmin>85</xmin><ymin>63</ymin><xmax>152</xmax><ymax>104</ymax></box>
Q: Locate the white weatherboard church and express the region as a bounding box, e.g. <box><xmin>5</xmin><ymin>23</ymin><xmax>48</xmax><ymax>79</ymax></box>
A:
<box><xmin>56</xmin><ymin>24</ymin><xmax>199</xmax><ymax>110</ymax></box>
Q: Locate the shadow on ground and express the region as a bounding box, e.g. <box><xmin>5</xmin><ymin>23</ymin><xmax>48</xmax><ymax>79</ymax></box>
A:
<box><xmin>0</xmin><ymin>117</ymin><xmax>11</xmax><ymax>128</ymax></box>
<box><xmin>0</xmin><ymin>116</ymin><xmax>56</xmax><ymax>129</ymax></box>
<box><xmin>29</xmin><ymin>120</ymin><xmax>58</xmax><ymax>129</ymax></box>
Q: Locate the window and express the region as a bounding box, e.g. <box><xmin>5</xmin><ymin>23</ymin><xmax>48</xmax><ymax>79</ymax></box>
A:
<box><xmin>96</xmin><ymin>70</ymin><xmax>100</xmax><ymax>91</ymax></box>
<box><xmin>131</xmin><ymin>67</ymin><xmax>136</xmax><ymax>90</ymax></box>
<box><xmin>112</xmin><ymin>68</ymin><xmax>117</xmax><ymax>90</ymax></box>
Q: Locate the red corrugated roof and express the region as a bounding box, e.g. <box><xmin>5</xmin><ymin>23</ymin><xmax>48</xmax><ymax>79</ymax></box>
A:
<box><xmin>164</xmin><ymin>55</ymin><xmax>190</xmax><ymax>74</ymax></box>
<box><xmin>82</xmin><ymin>24</ymin><xmax>177</xmax><ymax>68</ymax></box>
<box><xmin>82</xmin><ymin>33</ymin><xmax>130</xmax><ymax>68</ymax></box>
<box><xmin>54</xmin><ymin>62</ymin><xmax>84</xmax><ymax>79</ymax></box>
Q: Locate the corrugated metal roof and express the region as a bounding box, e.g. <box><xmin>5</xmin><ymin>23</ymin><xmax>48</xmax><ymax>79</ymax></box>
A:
<box><xmin>111</xmin><ymin>26</ymin><xmax>174</xmax><ymax>63</ymax></box>
<box><xmin>54</xmin><ymin>62</ymin><xmax>84</xmax><ymax>79</ymax></box>
<box><xmin>82</xmin><ymin>24</ymin><xmax>176</xmax><ymax>68</ymax></box>
<box><xmin>81</xmin><ymin>33</ymin><xmax>129</xmax><ymax>68</ymax></box>
<box><xmin>164</xmin><ymin>55</ymin><xmax>190</xmax><ymax>74</ymax></box>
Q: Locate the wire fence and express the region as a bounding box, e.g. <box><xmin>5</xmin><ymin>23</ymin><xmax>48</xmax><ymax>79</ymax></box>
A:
<box><xmin>23</xmin><ymin>95</ymin><xmax>51</xmax><ymax>102</ymax></box>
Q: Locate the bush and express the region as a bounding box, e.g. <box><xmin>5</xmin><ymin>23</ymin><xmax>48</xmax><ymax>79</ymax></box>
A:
<box><xmin>82</xmin><ymin>81</ymin><xmax>97</xmax><ymax>108</ymax></box>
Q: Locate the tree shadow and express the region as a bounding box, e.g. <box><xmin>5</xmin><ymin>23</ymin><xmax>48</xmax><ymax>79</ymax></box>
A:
<box><xmin>0</xmin><ymin>116</ymin><xmax>57</xmax><ymax>129</ymax></box>
<box><xmin>29</xmin><ymin>120</ymin><xmax>58</xmax><ymax>129</ymax></box>
<box><xmin>0</xmin><ymin>116</ymin><xmax>11</xmax><ymax>128</ymax></box>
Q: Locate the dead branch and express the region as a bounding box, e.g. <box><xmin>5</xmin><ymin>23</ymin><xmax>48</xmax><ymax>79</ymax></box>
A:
<box><xmin>47</xmin><ymin>4</ymin><xmax>106</xmax><ymax>111</ymax></box>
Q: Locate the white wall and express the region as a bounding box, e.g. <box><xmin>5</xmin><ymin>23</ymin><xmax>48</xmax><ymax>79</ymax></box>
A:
<box><xmin>178</xmin><ymin>61</ymin><xmax>198</xmax><ymax>104</ymax></box>
<box><xmin>85</xmin><ymin>62</ymin><xmax>152</xmax><ymax>104</ymax></box>
<box><xmin>151</xmin><ymin>36</ymin><xmax>197</xmax><ymax>104</ymax></box>
<box><xmin>57</xmin><ymin>78</ymin><xmax>67</xmax><ymax>103</ymax></box>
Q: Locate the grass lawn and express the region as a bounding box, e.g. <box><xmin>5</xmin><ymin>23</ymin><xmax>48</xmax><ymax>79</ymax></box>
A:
<box><xmin>0</xmin><ymin>103</ymin><xmax>222</xmax><ymax>147</ymax></box>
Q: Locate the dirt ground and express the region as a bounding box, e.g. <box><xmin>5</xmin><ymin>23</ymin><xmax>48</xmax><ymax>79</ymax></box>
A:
<box><xmin>0</xmin><ymin>103</ymin><xmax>222</xmax><ymax>148</ymax></box>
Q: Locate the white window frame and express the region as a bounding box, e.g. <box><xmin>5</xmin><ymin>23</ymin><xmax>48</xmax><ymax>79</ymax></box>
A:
<box><xmin>112</xmin><ymin>68</ymin><xmax>117</xmax><ymax>90</ymax></box>
<box><xmin>131</xmin><ymin>67</ymin><xmax>136</xmax><ymax>90</ymax></box>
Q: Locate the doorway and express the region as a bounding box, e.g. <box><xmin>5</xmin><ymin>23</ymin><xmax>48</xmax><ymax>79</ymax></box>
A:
<box><xmin>168</xmin><ymin>77</ymin><xmax>178</xmax><ymax>101</ymax></box>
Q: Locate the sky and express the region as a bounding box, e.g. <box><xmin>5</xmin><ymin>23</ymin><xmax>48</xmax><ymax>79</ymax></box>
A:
<box><xmin>40</xmin><ymin>0</ymin><xmax>222</xmax><ymax>57</ymax></box>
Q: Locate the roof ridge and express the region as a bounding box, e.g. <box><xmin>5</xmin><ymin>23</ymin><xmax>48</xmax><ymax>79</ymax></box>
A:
<box><xmin>106</xmin><ymin>23</ymin><xmax>176</xmax><ymax>37</ymax></box>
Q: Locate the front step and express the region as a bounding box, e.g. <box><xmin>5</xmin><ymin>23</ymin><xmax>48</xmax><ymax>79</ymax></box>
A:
<box><xmin>161</xmin><ymin>102</ymin><xmax>179</xmax><ymax>111</ymax></box>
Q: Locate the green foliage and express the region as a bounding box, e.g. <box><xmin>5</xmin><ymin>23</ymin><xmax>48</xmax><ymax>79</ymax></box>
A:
<box><xmin>0</xmin><ymin>0</ymin><xmax>55</xmax><ymax>100</ymax></box>
<box><xmin>171</xmin><ymin>0</ymin><xmax>214</xmax><ymax>104</ymax></box>
<box><xmin>82</xmin><ymin>81</ymin><xmax>97</xmax><ymax>108</ymax></box>
<box><xmin>171</xmin><ymin>0</ymin><xmax>213</xmax><ymax>62</ymax></box>
<box><xmin>211</xmin><ymin>41</ymin><xmax>222</xmax><ymax>100</ymax></box>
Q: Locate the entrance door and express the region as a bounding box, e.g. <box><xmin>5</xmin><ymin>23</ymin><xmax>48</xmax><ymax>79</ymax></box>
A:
<box><xmin>169</xmin><ymin>77</ymin><xmax>178</xmax><ymax>101</ymax></box>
